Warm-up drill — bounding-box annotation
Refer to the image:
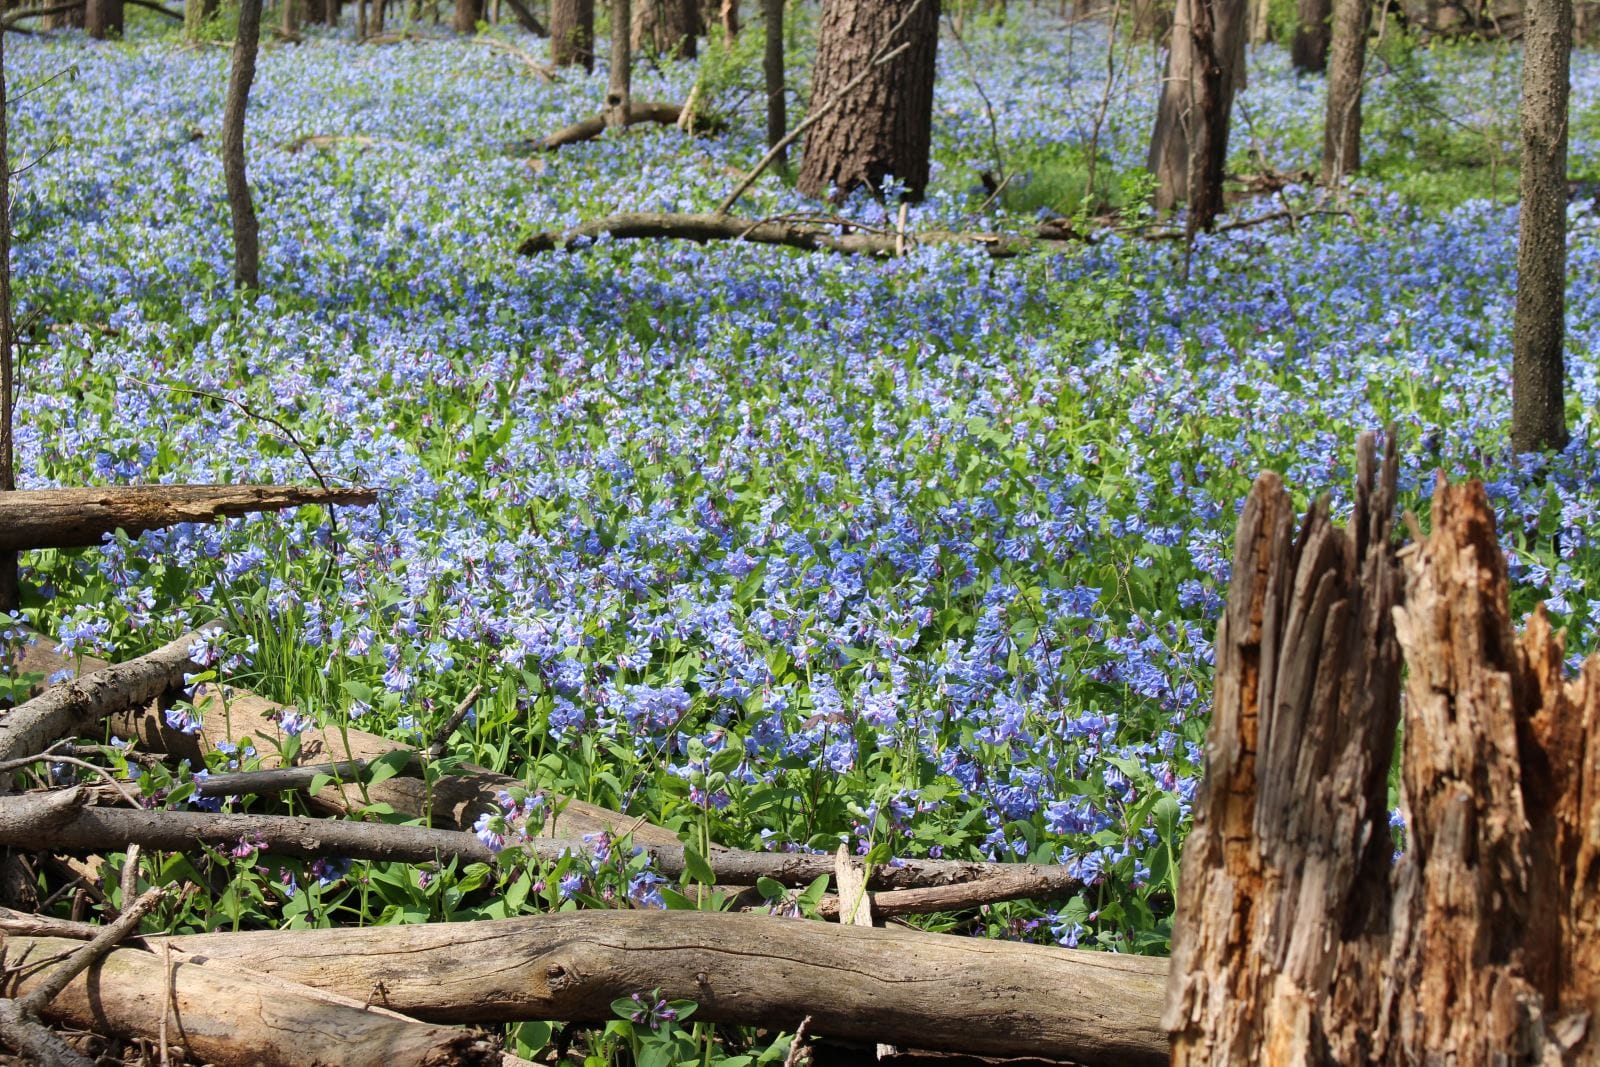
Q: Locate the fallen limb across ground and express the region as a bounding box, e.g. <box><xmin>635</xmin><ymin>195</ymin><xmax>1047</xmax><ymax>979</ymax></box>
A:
<box><xmin>159</xmin><ymin>911</ymin><xmax>1169</xmax><ymax>1063</ymax></box>
<box><xmin>0</xmin><ymin>934</ymin><xmax>501</xmax><ymax>1067</ymax></box>
<box><xmin>0</xmin><ymin>484</ymin><xmax>376</xmax><ymax>552</ymax></box>
<box><xmin>0</xmin><ymin>787</ymin><xmax>1090</xmax><ymax>893</ymax></box>
<box><xmin>532</xmin><ymin>101</ymin><xmax>686</xmax><ymax>150</ymax></box>
<box><xmin>517</xmin><ymin>212</ymin><xmax>1072</xmax><ymax>258</ymax></box>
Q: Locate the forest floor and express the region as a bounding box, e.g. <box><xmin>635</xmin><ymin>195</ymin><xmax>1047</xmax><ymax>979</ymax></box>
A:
<box><xmin>4</xmin><ymin>12</ymin><xmax>1600</xmax><ymax>1054</ymax></box>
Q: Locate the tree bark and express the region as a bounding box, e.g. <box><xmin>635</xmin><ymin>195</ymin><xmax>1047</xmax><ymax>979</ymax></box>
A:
<box><xmin>157</xmin><ymin>912</ymin><xmax>1169</xmax><ymax>1063</ymax></box>
<box><xmin>631</xmin><ymin>0</ymin><xmax>698</xmax><ymax>57</ymax></box>
<box><xmin>1147</xmin><ymin>0</ymin><xmax>1246</xmax><ymax>217</ymax></box>
<box><xmin>0</xmin><ymin>484</ymin><xmax>376</xmax><ymax>553</ymax></box>
<box><xmin>1291</xmin><ymin>0</ymin><xmax>1330</xmax><ymax>70</ymax></box>
<box><xmin>453</xmin><ymin>0</ymin><xmax>480</xmax><ymax>30</ymax></box>
<box><xmin>82</xmin><ymin>0</ymin><xmax>121</xmax><ymax>36</ymax></box>
<box><xmin>0</xmin><ymin>632</ymin><xmax>201</xmax><ymax>768</ymax></box>
<box><xmin>1248</xmin><ymin>0</ymin><xmax>1270</xmax><ymax>40</ymax></box>
<box><xmin>762</xmin><ymin>0</ymin><xmax>785</xmax><ymax>161</ymax></box>
<box><xmin>1</xmin><ymin>936</ymin><xmax>500</xmax><ymax>1067</ymax></box>
<box><xmin>223</xmin><ymin>0</ymin><xmax>262</xmax><ymax>290</ymax></box>
<box><xmin>549</xmin><ymin>0</ymin><xmax>594</xmax><ymax>67</ymax></box>
<box><xmin>1321</xmin><ymin>0</ymin><xmax>1368</xmax><ymax>183</ymax></box>
<box><xmin>1164</xmin><ymin>432</ymin><xmax>1405</xmax><ymax>1064</ymax></box>
<box><xmin>325</xmin><ymin>0</ymin><xmax>339</xmax><ymax>26</ymax></box>
<box><xmin>537</xmin><ymin>101</ymin><xmax>686</xmax><ymax>147</ymax></box>
<box><xmin>281</xmin><ymin>0</ymin><xmax>300</xmax><ymax>36</ymax></box>
<box><xmin>516</xmin><ymin>211</ymin><xmax>1069</xmax><ymax>257</ymax></box>
<box><xmin>605</xmin><ymin>0</ymin><xmax>632</xmax><ymax>126</ymax></box>
<box><xmin>796</xmin><ymin>0</ymin><xmax>940</xmax><ymax>203</ymax></box>
<box><xmin>1510</xmin><ymin>0</ymin><xmax>1571</xmax><ymax>454</ymax></box>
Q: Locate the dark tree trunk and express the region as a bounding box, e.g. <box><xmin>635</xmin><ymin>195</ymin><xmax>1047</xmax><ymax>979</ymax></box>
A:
<box><xmin>1291</xmin><ymin>0</ymin><xmax>1330</xmax><ymax>70</ymax></box>
<box><xmin>0</xmin><ymin>31</ymin><xmax>14</xmax><ymax>616</ymax></box>
<box><xmin>356</xmin><ymin>0</ymin><xmax>367</xmax><ymax>37</ymax></box>
<box><xmin>606</xmin><ymin>0</ymin><xmax>632</xmax><ymax>126</ymax></box>
<box><xmin>84</xmin><ymin>0</ymin><xmax>123</xmax><ymax>36</ymax></box>
<box><xmin>325</xmin><ymin>0</ymin><xmax>339</xmax><ymax>26</ymax></box>
<box><xmin>1511</xmin><ymin>0</ymin><xmax>1571</xmax><ymax>453</ymax></box>
<box><xmin>632</xmin><ymin>0</ymin><xmax>699</xmax><ymax>57</ymax></box>
<box><xmin>370</xmin><ymin>0</ymin><xmax>384</xmax><ymax>32</ymax></box>
<box><xmin>550</xmin><ymin>0</ymin><xmax>595</xmax><ymax>68</ymax></box>
<box><xmin>763</xmin><ymin>0</ymin><xmax>785</xmax><ymax>161</ymax></box>
<box><xmin>302</xmin><ymin>0</ymin><xmax>325</xmax><ymax>23</ymax></box>
<box><xmin>223</xmin><ymin>0</ymin><xmax>262</xmax><ymax>290</ymax></box>
<box><xmin>453</xmin><ymin>0</ymin><xmax>479</xmax><ymax>29</ymax></box>
<box><xmin>796</xmin><ymin>0</ymin><xmax>940</xmax><ymax>203</ymax></box>
<box><xmin>1147</xmin><ymin>0</ymin><xmax>1246</xmax><ymax>219</ymax></box>
<box><xmin>1322</xmin><ymin>0</ymin><xmax>1367</xmax><ymax>182</ymax></box>
<box><xmin>281</xmin><ymin>0</ymin><xmax>300</xmax><ymax>36</ymax></box>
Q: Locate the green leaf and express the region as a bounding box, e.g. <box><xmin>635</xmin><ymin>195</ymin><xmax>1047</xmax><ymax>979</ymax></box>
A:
<box><xmin>755</xmin><ymin>876</ymin><xmax>786</xmax><ymax>900</ymax></box>
<box><xmin>611</xmin><ymin>997</ymin><xmax>639</xmax><ymax>1019</ymax></box>
<box><xmin>682</xmin><ymin>844</ymin><xmax>716</xmax><ymax>886</ymax></box>
<box><xmin>367</xmin><ymin>749</ymin><xmax>413</xmax><ymax>787</ymax></box>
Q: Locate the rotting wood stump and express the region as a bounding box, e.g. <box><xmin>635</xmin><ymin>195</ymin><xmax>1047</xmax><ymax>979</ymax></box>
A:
<box><xmin>1166</xmin><ymin>430</ymin><xmax>1600</xmax><ymax>1063</ymax></box>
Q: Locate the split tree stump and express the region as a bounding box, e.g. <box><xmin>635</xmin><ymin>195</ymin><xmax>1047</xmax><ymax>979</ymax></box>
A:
<box><xmin>1166</xmin><ymin>431</ymin><xmax>1600</xmax><ymax>1063</ymax></box>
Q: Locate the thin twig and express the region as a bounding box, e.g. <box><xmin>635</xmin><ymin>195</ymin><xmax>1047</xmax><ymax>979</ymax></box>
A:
<box><xmin>426</xmin><ymin>684</ymin><xmax>483</xmax><ymax>761</ymax></box>
<box><xmin>17</xmin><ymin>884</ymin><xmax>167</xmax><ymax>1015</ymax></box>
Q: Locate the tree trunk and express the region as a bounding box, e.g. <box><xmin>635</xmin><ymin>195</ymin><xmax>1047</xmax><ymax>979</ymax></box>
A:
<box><xmin>631</xmin><ymin>0</ymin><xmax>698</xmax><ymax>57</ymax></box>
<box><xmin>325</xmin><ymin>0</ymin><xmax>339</xmax><ymax>26</ymax></box>
<box><xmin>159</xmin><ymin>913</ymin><xmax>1171</xmax><ymax>1064</ymax></box>
<box><xmin>356</xmin><ymin>0</ymin><xmax>367</xmax><ymax>36</ymax></box>
<box><xmin>1291</xmin><ymin>0</ymin><xmax>1330</xmax><ymax>70</ymax></box>
<box><xmin>719</xmin><ymin>0</ymin><xmax>736</xmax><ymax>37</ymax></box>
<box><xmin>1511</xmin><ymin>0</ymin><xmax>1571</xmax><ymax>454</ymax></box>
<box><xmin>281</xmin><ymin>0</ymin><xmax>299</xmax><ymax>35</ymax></box>
<box><xmin>605</xmin><ymin>0</ymin><xmax>631</xmax><ymax>126</ymax></box>
<box><xmin>1165</xmin><ymin>434</ymin><xmax>1405</xmax><ymax>1063</ymax></box>
<box><xmin>1248</xmin><ymin>0</ymin><xmax>1270</xmax><ymax>41</ymax></box>
<box><xmin>0</xmin><ymin>30</ymin><xmax>14</xmax><ymax>618</ymax></box>
<box><xmin>796</xmin><ymin>0</ymin><xmax>940</xmax><ymax>203</ymax></box>
<box><xmin>763</xmin><ymin>0</ymin><xmax>785</xmax><ymax>160</ymax></box>
<box><xmin>1147</xmin><ymin>0</ymin><xmax>1246</xmax><ymax>219</ymax></box>
<box><xmin>2</xmin><ymin>936</ymin><xmax>500</xmax><ymax>1067</ymax></box>
<box><xmin>1322</xmin><ymin>0</ymin><xmax>1368</xmax><ymax>182</ymax></box>
<box><xmin>550</xmin><ymin>0</ymin><xmax>594</xmax><ymax>67</ymax></box>
<box><xmin>453</xmin><ymin>0</ymin><xmax>479</xmax><ymax>29</ymax></box>
<box><xmin>1129</xmin><ymin>0</ymin><xmax>1171</xmax><ymax>38</ymax></box>
<box><xmin>83</xmin><ymin>0</ymin><xmax>121</xmax><ymax>36</ymax></box>
<box><xmin>223</xmin><ymin>0</ymin><xmax>262</xmax><ymax>290</ymax></box>
<box><xmin>370</xmin><ymin>0</ymin><xmax>384</xmax><ymax>34</ymax></box>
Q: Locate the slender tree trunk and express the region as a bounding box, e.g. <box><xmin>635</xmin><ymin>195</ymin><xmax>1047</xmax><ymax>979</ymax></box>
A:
<box><xmin>324</xmin><ymin>0</ymin><xmax>338</xmax><ymax>26</ymax></box>
<box><xmin>370</xmin><ymin>0</ymin><xmax>384</xmax><ymax>32</ymax></box>
<box><xmin>1291</xmin><ymin>0</ymin><xmax>1331</xmax><ymax>70</ymax></box>
<box><xmin>1511</xmin><ymin>0</ymin><xmax>1571</xmax><ymax>453</ymax></box>
<box><xmin>797</xmin><ymin>0</ymin><xmax>941</xmax><ymax>203</ymax></box>
<box><xmin>605</xmin><ymin>0</ymin><xmax>632</xmax><ymax>126</ymax></box>
<box><xmin>550</xmin><ymin>0</ymin><xmax>595</xmax><ymax>68</ymax></box>
<box><xmin>223</xmin><ymin>0</ymin><xmax>263</xmax><ymax>290</ymax></box>
<box><xmin>1322</xmin><ymin>0</ymin><xmax>1368</xmax><ymax>182</ymax></box>
<box><xmin>453</xmin><ymin>0</ymin><xmax>479</xmax><ymax>29</ymax></box>
<box><xmin>356</xmin><ymin>0</ymin><xmax>367</xmax><ymax>36</ymax></box>
<box><xmin>0</xmin><ymin>31</ymin><xmax>15</xmax><ymax>617</ymax></box>
<box><xmin>632</xmin><ymin>0</ymin><xmax>698</xmax><ymax>57</ymax></box>
<box><xmin>281</xmin><ymin>0</ymin><xmax>300</xmax><ymax>35</ymax></box>
<box><xmin>1248</xmin><ymin>0</ymin><xmax>1270</xmax><ymax>40</ymax></box>
<box><xmin>719</xmin><ymin>0</ymin><xmax>737</xmax><ymax>37</ymax></box>
<box><xmin>83</xmin><ymin>0</ymin><xmax>123</xmax><ymax>36</ymax></box>
<box><xmin>1147</xmin><ymin>0</ymin><xmax>1246</xmax><ymax>218</ymax></box>
<box><xmin>763</xmin><ymin>0</ymin><xmax>786</xmax><ymax>162</ymax></box>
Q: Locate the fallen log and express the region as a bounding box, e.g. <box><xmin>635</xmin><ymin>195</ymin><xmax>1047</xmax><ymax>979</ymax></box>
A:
<box><xmin>0</xmin><ymin>484</ymin><xmax>376</xmax><ymax>553</ymax></box>
<box><xmin>516</xmin><ymin>212</ymin><xmax>1070</xmax><ymax>259</ymax></box>
<box><xmin>0</xmin><ymin>935</ymin><xmax>500</xmax><ymax>1067</ymax></box>
<box><xmin>0</xmin><ymin>788</ymin><xmax>1089</xmax><ymax>893</ymax></box>
<box><xmin>534</xmin><ymin>101</ymin><xmax>685</xmax><ymax>150</ymax></box>
<box><xmin>814</xmin><ymin>866</ymin><xmax>1083</xmax><ymax>920</ymax></box>
<box><xmin>0</xmin><ymin>632</ymin><xmax>202</xmax><ymax>768</ymax></box>
<box><xmin>159</xmin><ymin>912</ymin><xmax>1169</xmax><ymax>1064</ymax></box>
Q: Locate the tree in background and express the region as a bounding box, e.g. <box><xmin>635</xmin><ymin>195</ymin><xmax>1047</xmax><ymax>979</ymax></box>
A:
<box><xmin>763</xmin><ymin>0</ymin><xmax>785</xmax><ymax>161</ymax></box>
<box><xmin>85</xmin><ymin>0</ymin><xmax>124</xmax><ymax>37</ymax></box>
<box><xmin>455</xmin><ymin>0</ymin><xmax>481</xmax><ymax>31</ymax></box>
<box><xmin>1148</xmin><ymin>0</ymin><xmax>1247</xmax><ymax>228</ymax></box>
<box><xmin>633</xmin><ymin>0</ymin><xmax>700</xmax><ymax>58</ymax></box>
<box><xmin>551</xmin><ymin>0</ymin><xmax>595</xmax><ymax>68</ymax></box>
<box><xmin>1511</xmin><ymin>0</ymin><xmax>1572</xmax><ymax>452</ymax></box>
<box><xmin>797</xmin><ymin>0</ymin><xmax>939</xmax><ymax>202</ymax></box>
<box><xmin>1291</xmin><ymin>0</ymin><xmax>1330</xmax><ymax>70</ymax></box>
<box><xmin>223</xmin><ymin>0</ymin><xmax>263</xmax><ymax>289</ymax></box>
<box><xmin>606</xmin><ymin>0</ymin><xmax>633</xmax><ymax>126</ymax></box>
<box><xmin>1322</xmin><ymin>0</ymin><xmax>1369</xmax><ymax>182</ymax></box>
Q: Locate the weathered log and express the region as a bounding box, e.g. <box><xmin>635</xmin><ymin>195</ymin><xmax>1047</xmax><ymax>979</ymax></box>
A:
<box><xmin>534</xmin><ymin>101</ymin><xmax>685</xmax><ymax>150</ymax></box>
<box><xmin>516</xmin><ymin>212</ymin><xmax>1067</xmax><ymax>259</ymax></box>
<box><xmin>0</xmin><ymin>484</ymin><xmax>376</xmax><ymax>553</ymax></box>
<box><xmin>0</xmin><ymin>935</ymin><xmax>500</xmax><ymax>1067</ymax></box>
<box><xmin>0</xmin><ymin>787</ymin><xmax>1089</xmax><ymax>893</ymax></box>
<box><xmin>0</xmin><ymin>999</ymin><xmax>92</xmax><ymax>1067</ymax></box>
<box><xmin>193</xmin><ymin>758</ymin><xmax>371</xmax><ymax>797</ymax></box>
<box><xmin>159</xmin><ymin>912</ymin><xmax>1169</xmax><ymax>1063</ymax></box>
<box><xmin>1164</xmin><ymin>430</ymin><xmax>1405</xmax><ymax>1062</ymax></box>
<box><xmin>0</xmin><ymin>632</ymin><xmax>202</xmax><ymax>768</ymax></box>
<box><xmin>814</xmin><ymin>866</ymin><xmax>1083</xmax><ymax>920</ymax></box>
